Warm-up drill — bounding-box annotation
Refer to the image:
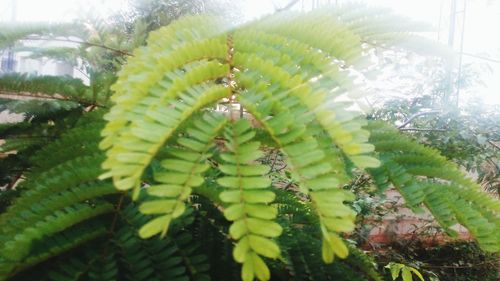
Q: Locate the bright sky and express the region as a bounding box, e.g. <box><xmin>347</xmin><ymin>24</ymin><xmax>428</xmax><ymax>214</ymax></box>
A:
<box><xmin>1</xmin><ymin>0</ymin><xmax>499</xmax><ymax>105</ymax></box>
<box><xmin>0</xmin><ymin>0</ymin><xmax>127</xmax><ymax>22</ymax></box>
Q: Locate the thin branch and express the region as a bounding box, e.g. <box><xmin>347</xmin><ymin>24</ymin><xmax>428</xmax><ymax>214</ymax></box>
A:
<box><xmin>225</xmin><ymin>33</ymin><xmax>237</xmax><ymax>120</ymax></box>
<box><xmin>275</xmin><ymin>163</ymin><xmax>288</xmax><ymax>173</ymax></box>
<box><xmin>421</xmin><ymin>258</ymin><xmax>500</xmax><ymax>269</ymax></box>
<box><xmin>108</xmin><ymin>193</ymin><xmax>126</xmax><ymax>235</ymax></box>
<box><xmin>275</xmin><ymin>0</ymin><xmax>301</xmax><ymax>13</ymax></box>
<box><xmin>2</xmin><ymin>135</ymin><xmax>54</xmax><ymax>139</ymax></box>
<box><xmin>101</xmin><ymin>192</ymin><xmax>127</xmax><ymax>260</ymax></box>
<box><xmin>283</xmin><ymin>181</ymin><xmax>295</xmax><ymax>190</ymax></box>
<box><xmin>398</xmin><ymin>110</ymin><xmax>441</xmax><ymax>129</ymax></box>
<box><xmin>487</xmin><ymin>140</ymin><xmax>500</xmax><ymax>150</ymax></box>
<box><xmin>1</xmin><ymin>90</ymin><xmax>77</xmax><ymax>102</ymax></box>
<box><xmin>6</xmin><ymin>173</ymin><xmax>22</xmax><ymax>190</ymax></box>
<box><xmin>0</xmin><ymin>90</ymin><xmax>106</xmax><ymax>108</ymax></box>
<box><xmin>460</xmin><ymin>52</ymin><xmax>500</xmax><ymax>64</ymax></box>
<box><xmin>376</xmin><ymin>257</ymin><xmax>500</xmax><ymax>269</ymax></box>
<box><xmin>24</xmin><ymin>36</ymin><xmax>133</xmax><ymax>57</ymax></box>
<box><xmin>74</xmin><ymin>67</ymin><xmax>90</xmax><ymax>79</ymax></box>
<box><xmin>268</xmin><ymin>149</ymin><xmax>279</xmax><ymax>173</ymax></box>
<box><xmin>399</xmin><ymin>128</ymin><xmax>447</xmax><ymax>132</ymax></box>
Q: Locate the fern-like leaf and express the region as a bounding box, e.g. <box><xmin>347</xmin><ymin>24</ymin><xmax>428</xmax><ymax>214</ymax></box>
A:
<box><xmin>366</xmin><ymin>121</ymin><xmax>500</xmax><ymax>252</ymax></box>
<box><xmin>138</xmin><ymin>112</ymin><xmax>227</xmax><ymax>238</ymax></box>
<box><xmin>218</xmin><ymin>119</ymin><xmax>281</xmax><ymax>281</ymax></box>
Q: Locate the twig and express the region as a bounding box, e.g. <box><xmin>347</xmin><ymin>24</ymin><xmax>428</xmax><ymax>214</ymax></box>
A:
<box><xmin>398</xmin><ymin>110</ymin><xmax>441</xmax><ymax>129</ymax></box>
<box><xmin>101</xmin><ymin>192</ymin><xmax>127</xmax><ymax>260</ymax></box>
<box><xmin>2</xmin><ymin>135</ymin><xmax>53</xmax><ymax>139</ymax></box>
<box><xmin>108</xmin><ymin>193</ymin><xmax>126</xmax><ymax>235</ymax></box>
<box><xmin>421</xmin><ymin>258</ymin><xmax>500</xmax><ymax>269</ymax></box>
<box><xmin>0</xmin><ymin>90</ymin><xmax>75</xmax><ymax>102</ymax></box>
<box><xmin>275</xmin><ymin>163</ymin><xmax>288</xmax><ymax>173</ymax></box>
<box><xmin>487</xmin><ymin>140</ymin><xmax>500</xmax><ymax>150</ymax></box>
<box><xmin>0</xmin><ymin>90</ymin><xmax>106</xmax><ymax>108</ymax></box>
<box><xmin>399</xmin><ymin>128</ymin><xmax>447</xmax><ymax>132</ymax></box>
<box><xmin>283</xmin><ymin>181</ymin><xmax>295</xmax><ymax>190</ymax></box>
<box><xmin>225</xmin><ymin>33</ymin><xmax>236</xmax><ymax>120</ymax></box>
<box><xmin>275</xmin><ymin>0</ymin><xmax>301</xmax><ymax>12</ymax></box>
<box><xmin>24</xmin><ymin>36</ymin><xmax>133</xmax><ymax>56</ymax></box>
<box><xmin>74</xmin><ymin>67</ymin><xmax>90</xmax><ymax>79</ymax></box>
<box><xmin>268</xmin><ymin>149</ymin><xmax>279</xmax><ymax>172</ymax></box>
<box><xmin>460</xmin><ymin>52</ymin><xmax>500</xmax><ymax>64</ymax></box>
<box><xmin>6</xmin><ymin>173</ymin><xmax>22</xmax><ymax>190</ymax></box>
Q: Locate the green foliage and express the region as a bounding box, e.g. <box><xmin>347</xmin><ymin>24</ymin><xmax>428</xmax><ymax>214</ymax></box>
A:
<box><xmin>0</xmin><ymin>73</ymin><xmax>106</xmax><ymax>108</ymax></box>
<box><xmin>385</xmin><ymin>262</ymin><xmax>424</xmax><ymax>281</ymax></box>
<box><xmin>368</xmin><ymin>48</ymin><xmax>498</xmax><ymax>196</ymax></box>
<box><xmin>139</xmin><ymin>112</ymin><xmax>228</xmax><ymax>238</ymax></box>
<box><xmin>1</xmin><ymin>4</ymin><xmax>499</xmax><ymax>281</ymax></box>
<box><xmin>374</xmin><ymin>240</ymin><xmax>499</xmax><ymax>281</ymax></box>
<box><xmin>97</xmin><ymin>8</ymin><xmax>498</xmax><ymax>280</ymax></box>
<box><xmin>218</xmin><ymin>119</ymin><xmax>281</xmax><ymax>281</ymax></box>
<box><xmin>0</xmin><ymin>73</ymin><xmax>112</xmax><ymax>190</ymax></box>
<box><xmin>272</xmin><ymin>188</ymin><xmax>384</xmax><ymax>281</ymax></box>
<box><xmin>0</xmin><ymin>115</ymin><xmax>113</xmax><ymax>279</ymax></box>
<box><xmin>373</xmin><ymin>98</ymin><xmax>499</xmax><ymax>196</ymax></box>
<box><xmin>98</xmin><ymin>9</ymin><xmax>391</xmax><ymax>280</ymax></box>
<box><xmin>366</xmin><ymin>121</ymin><xmax>500</xmax><ymax>252</ymax></box>
<box><xmin>125</xmin><ymin>0</ymin><xmax>240</xmax><ymax>33</ymax></box>
<box><xmin>0</xmin><ymin>115</ymin><xmax>211</xmax><ymax>281</ymax></box>
<box><xmin>0</xmin><ymin>112</ymin><xmax>384</xmax><ymax>281</ymax></box>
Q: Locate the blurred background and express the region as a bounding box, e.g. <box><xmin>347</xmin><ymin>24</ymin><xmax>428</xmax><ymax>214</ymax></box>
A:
<box><xmin>1</xmin><ymin>0</ymin><xmax>499</xmax><ymax>105</ymax></box>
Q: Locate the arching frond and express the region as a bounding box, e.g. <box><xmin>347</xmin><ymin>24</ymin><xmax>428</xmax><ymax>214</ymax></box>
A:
<box><xmin>366</xmin><ymin>121</ymin><xmax>500</xmax><ymax>252</ymax></box>
<box><xmin>0</xmin><ymin>112</ymin><xmax>209</xmax><ymax>281</ymax></box>
<box><xmin>218</xmin><ymin>119</ymin><xmax>281</xmax><ymax>281</ymax></box>
<box><xmin>139</xmin><ymin>112</ymin><xmax>227</xmax><ymax>238</ymax></box>
<box><xmin>0</xmin><ymin>73</ymin><xmax>96</xmax><ymax>106</ymax></box>
<box><xmin>0</xmin><ymin>113</ymin><xmax>114</xmax><ymax>279</ymax></box>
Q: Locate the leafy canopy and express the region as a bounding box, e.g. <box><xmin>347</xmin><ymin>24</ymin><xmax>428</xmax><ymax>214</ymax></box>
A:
<box><xmin>0</xmin><ymin>4</ymin><xmax>499</xmax><ymax>281</ymax></box>
<box><xmin>98</xmin><ymin>6</ymin><xmax>500</xmax><ymax>281</ymax></box>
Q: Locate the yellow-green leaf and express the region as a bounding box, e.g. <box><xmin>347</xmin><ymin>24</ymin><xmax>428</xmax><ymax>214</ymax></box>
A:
<box><xmin>139</xmin><ymin>215</ymin><xmax>171</xmax><ymax>239</ymax></box>
<box><xmin>224</xmin><ymin>204</ymin><xmax>245</xmax><ymax>221</ymax></box>
<box><xmin>241</xmin><ymin>256</ymin><xmax>255</xmax><ymax>281</ymax></box>
<box><xmin>247</xmin><ymin>218</ymin><xmax>282</xmax><ymax>237</ymax></box>
<box><xmin>252</xmin><ymin>252</ymin><xmax>270</xmax><ymax>281</ymax></box>
<box><xmin>139</xmin><ymin>200</ymin><xmax>176</xmax><ymax>214</ymax></box>
<box><xmin>233</xmin><ymin>237</ymin><xmax>250</xmax><ymax>263</ymax></box>
<box><xmin>248</xmin><ymin>235</ymin><xmax>280</xmax><ymax>258</ymax></box>
<box><xmin>229</xmin><ymin>220</ymin><xmax>248</xmax><ymax>240</ymax></box>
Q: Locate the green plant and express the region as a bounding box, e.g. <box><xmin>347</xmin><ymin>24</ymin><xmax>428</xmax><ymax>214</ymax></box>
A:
<box><xmin>98</xmin><ymin>7</ymin><xmax>499</xmax><ymax>279</ymax></box>
<box><xmin>372</xmin><ymin>97</ymin><xmax>499</xmax><ymax>196</ymax></box>
<box><xmin>368</xmin><ymin>50</ymin><xmax>499</xmax><ymax>196</ymax></box>
<box><xmin>96</xmin><ymin>9</ymin><xmax>414</xmax><ymax>280</ymax></box>
<box><xmin>375</xmin><ymin>240</ymin><xmax>499</xmax><ymax>281</ymax></box>
<box><xmin>1</xmin><ymin>4</ymin><xmax>499</xmax><ymax>281</ymax></box>
<box><xmin>385</xmin><ymin>262</ymin><xmax>424</xmax><ymax>281</ymax></box>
